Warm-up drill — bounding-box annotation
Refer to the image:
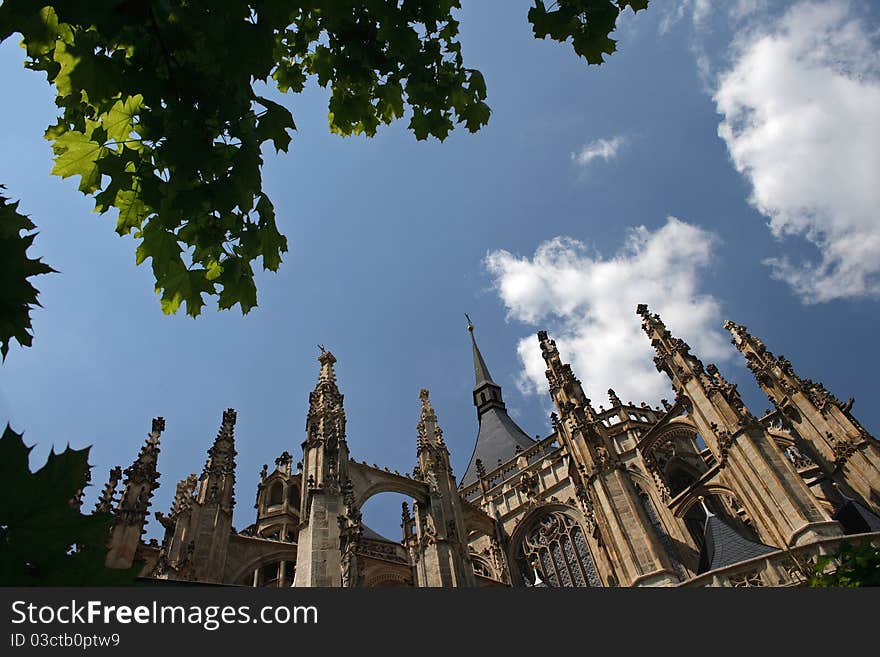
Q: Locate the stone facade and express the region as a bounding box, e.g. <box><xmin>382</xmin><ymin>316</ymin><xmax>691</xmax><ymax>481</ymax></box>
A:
<box><xmin>100</xmin><ymin>308</ymin><xmax>880</xmax><ymax>587</ymax></box>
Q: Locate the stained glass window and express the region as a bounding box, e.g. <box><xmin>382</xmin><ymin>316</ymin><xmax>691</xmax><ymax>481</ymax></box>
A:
<box><xmin>519</xmin><ymin>511</ymin><xmax>601</xmax><ymax>587</ymax></box>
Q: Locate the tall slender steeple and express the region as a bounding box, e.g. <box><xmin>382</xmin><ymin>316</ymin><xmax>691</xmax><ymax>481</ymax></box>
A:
<box><xmin>725</xmin><ymin>319</ymin><xmax>880</xmax><ymax>506</ymax></box>
<box><xmin>637</xmin><ymin>304</ymin><xmax>840</xmax><ymax>547</ymax></box>
<box><xmin>467</xmin><ymin>314</ymin><xmax>505</xmax><ymax>416</ymax></box>
<box><xmin>294</xmin><ymin>348</ymin><xmax>350</xmax><ymax>587</ymax></box>
<box><xmin>460</xmin><ymin>317</ymin><xmax>535</xmax><ymax>488</ymax></box>
<box><xmin>412</xmin><ymin>389</ymin><xmax>476</xmax><ymax>587</ymax></box>
<box><xmin>196</xmin><ymin>409</ymin><xmax>237</xmax><ymax>511</ymax></box>
<box><xmin>538</xmin><ymin>330</ymin><xmax>680</xmax><ymax>586</ymax></box>
<box><xmin>105</xmin><ymin>417</ymin><xmax>165</xmax><ymax>569</ymax></box>
<box><xmin>188</xmin><ymin>409</ymin><xmax>238</xmax><ymax>582</ymax></box>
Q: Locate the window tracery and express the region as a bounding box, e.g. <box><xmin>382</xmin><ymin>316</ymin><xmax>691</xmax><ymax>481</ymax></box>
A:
<box><xmin>518</xmin><ymin>511</ymin><xmax>601</xmax><ymax>587</ymax></box>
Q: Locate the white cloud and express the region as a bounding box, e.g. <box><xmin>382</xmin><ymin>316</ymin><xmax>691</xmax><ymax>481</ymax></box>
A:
<box><xmin>660</xmin><ymin>0</ymin><xmax>772</xmax><ymax>34</ymax></box>
<box><xmin>571</xmin><ymin>136</ymin><xmax>624</xmax><ymax>167</ymax></box>
<box><xmin>714</xmin><ymin>0</ymin><xmax>880</xmax><ymax>302</ymax></box>
<box><xmin>484</xmin><ymin>217</ymin><xmax>734</xmax><ymax>406</ymax></box>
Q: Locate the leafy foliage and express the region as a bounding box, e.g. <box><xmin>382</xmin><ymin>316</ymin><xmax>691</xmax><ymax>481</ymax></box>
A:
<box><xmin>0</xmin><ymin>424</ymin><xmax>138</xmax><ymax>585</ymax></box>
<box><xmin>0</xmin><ymin>1</ymin><xmax>646</xmax><ymax>318</ymax></box>
<box><xmin>808</xmin><ymin>539</ymin><xmax>880</xmax><ymax>587</ymax></box>
<box><xmin>0</xmin><ymin>187</ymin><xmax>55</xmax><ymax>360</ymax></box>
<box><xmin>529</xmin><ymin>0</ymin><xmax>649</xmax><ymax>64</ymax></box>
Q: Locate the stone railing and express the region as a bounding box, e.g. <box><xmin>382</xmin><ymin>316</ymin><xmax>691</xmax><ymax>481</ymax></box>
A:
<box><xmin>680</xmin><ymin>532</ymin><xmax>880</xmax><ymax>587</ymax></box>
<box><xmin>460</xmin><ymin>435</ymin><xmax>560</xmax><ymax>500</ymax></box>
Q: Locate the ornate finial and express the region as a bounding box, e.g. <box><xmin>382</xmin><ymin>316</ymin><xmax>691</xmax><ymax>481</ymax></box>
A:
<box><xmin>152</xmin><ymin>417</ymin><xmax>166</xmax><ymax>434</ymax></box>
<box><xmin>314</xmin><ymin>349</ymin><xmax>339</xmax><ymax>391</ymax></box>
<box><xmin>275</xmin><ymin>451</ymin><xmax>293</xmax><ymax>474</ymax></box>
<box><xmin>222</xmin><ymin>408</ymin><xmax>237</xmax><ymax>426</ymax></box>
<box><xmin>475</xmin><ymin>458</ymin><xmax>486</xmax><ymax>479</ymax></box>
<box><xmin>607</xmin><ymin>388</ymin><xmax>622</xmax><ymax>407</ymax></box>
<box><xmin>636</xmin><ymin>303</ymin><xmax>666</xmax><ymax>335</ymax></box>
<box><xmin>95</xmin><ymin>466</ymin><xmax>123</xmax><ymax>513</ymax></box>
<box><xmin>318</xmin><ymin>343</ymin><xmax>326</xmax><ymax>353</ymax></box>
<box><xmin>465</xmin><ymin>313</ymin><xmax>474</xmax><ymax>332</ymax></box>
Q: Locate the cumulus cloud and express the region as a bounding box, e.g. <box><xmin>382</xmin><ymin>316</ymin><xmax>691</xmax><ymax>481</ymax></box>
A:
<box><xmin>484</xmin><ymin>217</ymin><xmax>734</xmax><ymax>406</ymax></box>
<box><xmin>714</xmin><ymin>0</ymin><xmax>880</xmax><ymax>302</ymax></box>
<box><xmin>571</xmin><ymin>136</ymin><xmax>624</xmax><ymax>167</ymax></box>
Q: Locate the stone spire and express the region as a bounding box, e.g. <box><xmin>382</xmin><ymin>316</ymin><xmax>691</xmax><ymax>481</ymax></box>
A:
<box><xmin>294</xmin><ymin>349</ymin><xmax>351</xmax><ymax>587</ymax></box>
<box><xmin>466</xmin><ymin>315</ymin><xmax>506</xmax><ymax>417</ymax></box>
<box><xmin>105</xmin><ymin>417</ymin><xmax>165</xmax><ymax>569</ymax></box>
<box><xmin>413</xmin><ymin>388</ymin><xmax>476</xmax><ymax>587</ymax></box>
<box><xmin>460</xmin><ymin>318</ymin><xmax>535</xmax><ymax>488</ymax></box>
<box><xmin>177</xmin><ymin>409</ymin><xmax>239</xmax><ymax>582</ymax></box>
<box><xmin>725</xmin><ymin>319</ymin><xmax>880</xmax><ymax>507</ymax></box>
<box><xmin>306</xmin><ymin>349</ymin><xmax>347</xmax><ymax>452</ymax></box>
<box><xmin>538</xmin><ymin>330</ymin><xmax>599</xmax><ymax>422</ymax></box>
<box><xmin>467</xmin><ymin>314</ymin><xmax>496</xmax><ymax>388</ymax></box>
<box><xmin>94</xmin><ymin>466</ymin><xmax>122</xmax><ymax>514</ymax></box>
<box><xmin>197</xmin><ymin>408</ymin><xmax>237</xmax><ymax>512</ymax></box>
<box><xmin>637</xmin><ymin>304</ymin><xmax>749</xmax><ymax>431</ymax></box>
<box><xmin>537</xmin><ymin>330</ymin><xmax>680</xmax><ymax>586</ymax></box>
<box><xmin>117</xmin><ymin>418</ymin><xmax>164</xmax><ymax>525</ymax></box>
<box><xmin>637</xmin><ymin>305</ymin><xmax>841</xmax><ymax>548</ymax></box>
<box><xmin>417</xmin><ymin>388</ymin><xmax>446</xmax><ymax>452</ymax></box>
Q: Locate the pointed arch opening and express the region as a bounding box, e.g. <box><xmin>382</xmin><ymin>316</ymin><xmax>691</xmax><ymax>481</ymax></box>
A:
<box><xmin>510</xmin><ymin>505</ymin><xmax>602</xmax><ymax>587</ymax></box>
<box><xmin>266</xmin><ymin>481</ymin><xmax>283</xmax><ymax>508</ymax></box>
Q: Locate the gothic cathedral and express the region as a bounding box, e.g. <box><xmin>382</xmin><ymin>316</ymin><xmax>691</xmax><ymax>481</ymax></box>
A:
<box><xmin>97</xmin><ymin>306</ymin><xmax>880</xmax><ymax>587</ymax></box>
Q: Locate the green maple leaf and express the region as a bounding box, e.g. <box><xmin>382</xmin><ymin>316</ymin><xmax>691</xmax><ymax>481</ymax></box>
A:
<box><xmin>255</xmin><ymin>97</ymin><xmax>296</xmax><ymax>153</ymax></box>
<box><xmin>114</xmin><ymin>185</ymin><xmax>152</xmax><ymax>235</ymax></box>
<box><xmin>51</xmin><ymin>130</ymin><xmax>108</xmax><ymax>194</ymax></box>
<box><xmin>157</xmin><ymin>264</ymin><xmax>215</xmax><ymax>317</ymax></box>
<box><xmin>0</xmin><ymin>425</ymin><xmax>138</xmax><ymax>585</ymax></box>
<box><xmin>528</xmin><ymin>0</ymin><xmax>643</xmax><ymax>65</ymax></box>
<box><xmin>254</xmin><ymin>194</ymin><xmax>287</xmax><ymax>272</ymax></box>
<box><xmin>135</xmin><ymin>223</ymin><xmax>182</xmax><ymax>274</ymax></box>
<box><xmin>217</xmin><ymin>257</ymin><xmax>257</xmax><ymax>314</ymax></box>
<box><xmin>0</xmin><ymin>189</ymin><xmax>55</xmax><ymax>360</ymax></box>
<box><xmin>102</xmin><ymin>94</ymin><xmax>144</xmax><ymax>145</ymax></box>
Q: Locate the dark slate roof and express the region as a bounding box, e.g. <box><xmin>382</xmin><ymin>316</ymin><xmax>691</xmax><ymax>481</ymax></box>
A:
<box><xmin>459</xmin><ymin>323</ymin><xmax>537</xmax><ymax>489</ymax></box>
<box><xmin>460</xmin><ymin>406</ymin><xmax>536</xmax><ymax>488</ymax></box>
<box><xmin>834</xmin><ymin>499</ymin><xmax>880</xmax><ymax>534</ymax></box>
<box><xmin>698</xmin><ymin>515</ymin><xmax>777</xmax><ymax>574</ymax></box>
<box><xmin>361</xmin><ymin>524</ymin><xmax>396</xmax><ymax>544</ymax></box>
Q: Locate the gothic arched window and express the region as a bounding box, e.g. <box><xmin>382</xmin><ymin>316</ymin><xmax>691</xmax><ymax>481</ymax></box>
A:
<box><xmin>266</xmin><ymin>481</ymin><xmax>283</xmax><ymax>507</ymax></box>
<box><xmin>517</xmin><ymin>511</ymin><xmax>602</xmax><ymax>587</ymax></box>
<box><xmin>635</xmin><ymin>483</ymin><xmax>685</xmax><ymax>578</ymax></box>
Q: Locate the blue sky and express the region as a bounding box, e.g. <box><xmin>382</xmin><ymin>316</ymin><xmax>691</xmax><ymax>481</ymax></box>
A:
<box><xmin>1</xmin><ymin>1</ymin><xmax>878</xmax><ymax>540</ymax></box>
